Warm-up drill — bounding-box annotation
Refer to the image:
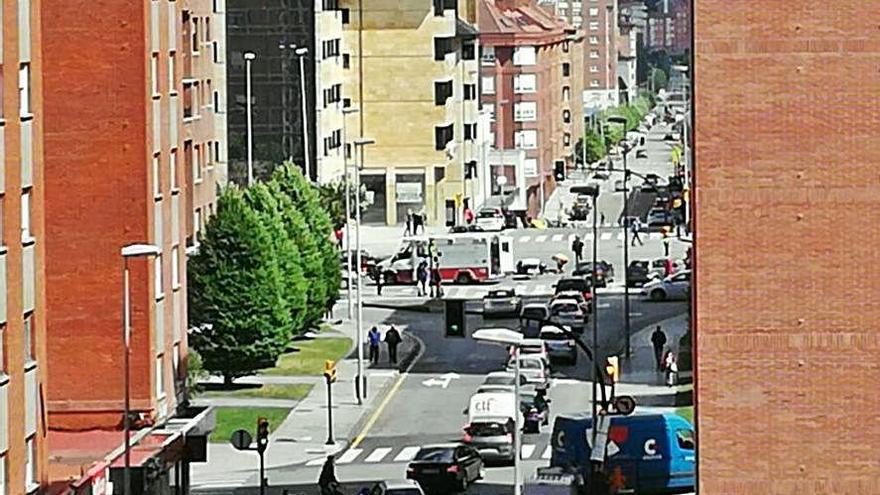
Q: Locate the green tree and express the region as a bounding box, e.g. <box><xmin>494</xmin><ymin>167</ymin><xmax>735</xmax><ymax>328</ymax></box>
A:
<box><xmin>574</xmin><ymin>128</ymin><xmax>607</xmax><ymax>166</ymax></box>
<box><xmin>244</xmin><ymin>183</ymin><xmax>310</xmax><ymax>336</ymax></box>
<box><xmin>651</xmin><ymin>68</ymin><xmax>668</xmax><ymax>93</ymax></box>
<box><xmin>187</xmin><ymin>188</ymin><xmax>292</xmax><ymax>383</ymax></box>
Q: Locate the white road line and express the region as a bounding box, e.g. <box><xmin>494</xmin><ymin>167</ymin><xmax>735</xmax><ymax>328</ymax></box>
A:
<box><xmin>542</xmin><ymin>446</ymin><xmax>552</xmax><ymax>459</ymax></box>
<box><xmin>394</xmin><ymin>446</ymin><xmax>421</xmax><ymax>462</ymax></box>
<box><xmin>306</xmin><ymin>458</ymin><xmax>325</xmax><ymax>466</ymax></box>
<box><xmin>649</xmin><ymin>232</ymin><xmax>662</xmax><ymax>240</ymax></box>
<box><xmin>337</xmin><ymin>448</ymin><xmax>363</xmax><ymax>464</ymax></box>
<box><xmin>584</xmin><ymin>233</ymin><xmax>594</xmax><ymax>240</ymax></box>
<box><xmin>519</xmin><ymin>236</ymin><xmax>531</xmax><ymax>243</ymax></box>
<box><xmin>521</xmin><ymin>444</ymin><xmax>537</xmax><ymax>459</ymax></box>
<box><xmin>551</xmin><ymin>234</ymin><xmax>563</xmax><ymax>242</ymax></box>
<box><xmin>365</xmin><ymin>447</ymin><xmax>393</xmax><ymax>463</ymax></box>
<box><xmin>535</xmin><ymin>235</ymin><xmax>548</xmax><ymax>243</ymax></box>
<box><xmin>617</xmin><ymin>233</ymin><xmax>625</xmax><ymax>240</ymax></box>
<box><xmin>600</xmin><ymin>232</ymin><xmax>612</xmax><ymax>241</ymax></box>
<box><xmin>568</xmin><ymin>234</ymin><xmax>576</xmax><ymax>243</ymax></box>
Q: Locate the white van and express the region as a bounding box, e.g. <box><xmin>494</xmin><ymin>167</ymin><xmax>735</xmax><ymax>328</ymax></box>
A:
<box><xmin>464</xmin><ymin>392</ymin><xmax>521</xmax><ymax>463</ymax></box>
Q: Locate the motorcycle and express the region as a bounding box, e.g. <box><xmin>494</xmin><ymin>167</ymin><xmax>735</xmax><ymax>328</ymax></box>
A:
<box><xmin>523</xmin><ymin>399</ymin><xmax>551</xmax><ymax>433</ymax></box>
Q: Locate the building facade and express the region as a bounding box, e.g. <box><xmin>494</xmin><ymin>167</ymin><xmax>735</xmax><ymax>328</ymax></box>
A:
<box><xmin>694</xmin><ymin>0</ymin><xmax>880</xmax><ymax>492</ymax></box>
<box><xmin>40</xmin><ymin>0</ymin><xmax>219</xmax><ymax>491</ymax></box>
<box><xmin>226</xmin><ymin>0</ymin><xmax>346</xmax><ymax>184</ymax></box>
<box><xmin>0</xmin><ymin>0</ymin><xmax>49</xmax><ymax>491</ymax></box>
<box><xmin>646</xmin><ymin>0</ymin><xmax>688</xmax><ymax>55</ymax></box>
<box><xmin>616</xmin><ymin>3</ymin><xmax>638</xmax><ymax>104</ymax></box>
<box><xmin>339</xmin><ymin>0</ymin><xmax>480</xmax><ymax>225</ymax></box>
<box><xmin>478</xmin><ymin>0</ymin><xmax>583</xmax><ymax>218</ymax></box>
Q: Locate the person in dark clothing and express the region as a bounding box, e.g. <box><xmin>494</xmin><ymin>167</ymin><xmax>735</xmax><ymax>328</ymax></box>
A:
<box><xmin>631</xmin><ymin>218</ymin><xmax>644</xmax><ymax>246</ymax></box>
<box><xmin>404</xmin><ymin>209</ymin><xmax>414</xmax><ymax>236</ymax></box>
<box><xmin>375</xmin><ymin>270</ymin><xmax>384</xmax><ymax>296</ymax></box>
<box><xmin>416</xmin><ymin>261</ymin><xmax>429</xmax><ymax>296</ymax></box>
<box><xmin>384</xmin><ymin>326</ymin><xmax>403</xmax><ymax>365</ymax></box>
<box><xmin>430</xmin><ymin>258</ymin><xmax>443</xmax><ymax>297</ymax></box>
<box><xmin>318</xmin><ymin>455</ymin><xmax>341</xmax><ymax>495</ymax></box>
<box><xmin>571</xmin><ymin>236</ymin><xmax>584</xmax><ymax>264</ymax></box>
<box><xmin>368</xmin><ymin>327</ymin><xmax>381</xmax><ymax>365</ymax></box>
<box><xmin>651</xmin><ymin>326</ymin><xmax>667</xmax><ymax>371</ymax></box>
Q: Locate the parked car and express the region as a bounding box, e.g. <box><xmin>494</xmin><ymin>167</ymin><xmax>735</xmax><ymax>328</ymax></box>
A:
<box><xmin>540</xmin><ymin>325</ymin><xmax>578</xmax><ymax>365</ymax></box>
<box><xmin>475</xmin><ymin>208</ymin><xmax>506</xmax><ymax>232</ymax></box>
<box><xmin>506</xmin><ymin>355</ymin><xmax>551</xmax><ymax>387</ymax></box>
<box><xmin>571</xmin><ymin>261</ymin><xmax>614</xmax><ymax>287</ymax></box>
<box><xmin>626</xmin><ymin>260</ymin><xmax>652</xmax><ymax>287</ymax></box>
<box><xmin>548</xmin><ymin>299</ymin><xmax>587</xmax><ymax>333</ymax></box>
<box><xmin>520</xmin><ymin>303</ymin><xmax>550</xmax><ymax>338</ymax></box>
<box><xmin>406</xmin><ymin>444</ymin><xmax>483</xmax><ymax>493</ymax></box>
<box><xmin>482</xmin><ymin>371</ymin><xmax>528</xmax><ymax>387</ymax></box>
<box><xmin>516</xmin><ymin>258</ymin><xmax>547</xmax><ymax>277</ymax></box>
<box><xmin>641</xmin><ymin>270</ymin><xmax>691</xmax><ymax>301</ymax></box>
<box><xmin>483</xmin><ymin>289</ymin><xmax>522</xmax><ymax>318</ymax></box>
<box><xmin>647</xmin><ymin>210</ymin><xmax>674</xmax><ymax>229</ymax></box>
<box><xmin>551</xmin><ymin>290</ymin><xmax>592</xmax><ymax>314</ymax></box>
<box><xmin>650</xmin><ymin>258</ymin><xmax>683</xmax><ymax>279</ymax></box>
<box><xmin>367</xmin><ymin>479</ymin><xmax>426</xmax><ymax>495</ymax></box>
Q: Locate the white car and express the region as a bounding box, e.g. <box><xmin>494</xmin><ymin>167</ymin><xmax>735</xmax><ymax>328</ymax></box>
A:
<box><xmin>482</xmin><ymin>371</ymin><xmax>528</xmax><ymax>387</ymax></box>
<box><xmin>368</xmin><ymin>480</ymin><xmax>426</xmax><ymax>495</ymax></box>
<box><xmin>548</xmin><ymin>298</ymin><xmax>587</xmax><ymax>333</ymax></box>
<box><xmin>641</xmin><ymin>269</ymin><xmax>691</xmax><ymax>301</ymax></box>
<box><xmin>505</xmin><ymin>355</ymin><xmax>550</xmax><ymax>387</ymax></box>
<box><xmin>508</xmin><ymin>338</ymin><xmax>550</xmax><ymax>368</ymax></box>
<box><xmin>475</xmin><ymin>208</ymin><xmax>506</xmax><ymax>232</ymax></box>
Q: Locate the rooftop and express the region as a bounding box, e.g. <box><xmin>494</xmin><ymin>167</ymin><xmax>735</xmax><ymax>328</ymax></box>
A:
<box><xmin>479</xmin><ymin>0</ymin><xmax>573</xmax><ymax>42</ymax></box>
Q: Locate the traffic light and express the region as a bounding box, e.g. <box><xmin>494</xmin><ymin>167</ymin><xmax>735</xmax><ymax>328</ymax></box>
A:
<box><xmin>324</xmin><ymin>360</ymin><xmax>337</xmax><ymax>383</ymax></box>
<box><xmin>605</xmin><ymin>356</ymin><xmax>619</xmax><ymax>385</ymax></box>
<box><xmin>445</xmin><ymin>299</ymin><xmax>466</xmax><ymax>337</ymax></box>
<box><xmin>554</xmin><ymin>161</ymin><xmax>566</xmax><ymax>182</ymax></box>
<box><xmin>256</xmin><ymin>417</ymin><xmax>270</xmax><ymax>453</ymax></box>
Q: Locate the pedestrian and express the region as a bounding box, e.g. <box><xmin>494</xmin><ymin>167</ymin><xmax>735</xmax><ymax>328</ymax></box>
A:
<box><xmin>384</xmin><ymin>325</ymin><xmax>402</xmax><ymax>365</ymax></box>
<box><xmin>368</xmin><ymin>327</ymin><xmax>381</xmax><ymax>365</ymax></box>
<box><xmin>430</xmin><ymin>258</ymin><xmax>443</xmax><ymax>297</ymax></box>
<box><xmin>416</xmin><ymin>260</ymin><xmax>429</xmax><ymax>296</ymax></box>
<box><xmin>404</xmin><ymin>209</ymin><xmax>413</xmax><ymax>237</ymax></box>
<box><xmin>571</xmin><ymin>236</ymin><xmax>584</xmax><ymax>264</ymax></box>
<box><xmin>664</xmin><ymin>350</ymin><xmax>679</xmax><ymax>387</ymax></box>
<box><xmin>334</xmin><ymin>227</ymin><xmax>344</xmax><ymax>247</ymax></box>
<box><xmin>464</xmin><ymin>206</ymin><xmax>475</xmax><ymax>225</ymax></box>
<box><xmin>651</xmin><ymin>326</ymin><xmax>667</xmax><ymax>371</ymax></box>
<box><xmin>662</xmin><ymin>229</ymin><xmax>671</xmax><ymax>257</ymax></box>
<box><xmin>318</xmin><ymin>455</ymin><xmax>342</xmax><ymax>495</ymax></box>
<box><xmin>375</xmin><ymin>270</ymin><xmax>384</xmax><ymax>296</ymax></box>
<box><xmin>630</xmin><ymin>218</ymin><xmax>644</xmax><ymax>246</ymax></box>
<box><xmin>414</xmin><ymin>208</ymin><xmax>426</xmax><ymax>235</ymax></box>
<box><xmin>600</xmin><ymin>211</ymin><xmax>606</xmax><ymax>226</ymax></box>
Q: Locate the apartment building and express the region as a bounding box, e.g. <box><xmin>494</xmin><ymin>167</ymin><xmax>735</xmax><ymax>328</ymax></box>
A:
<box><xmin>40</xmin><ymin>0</ymin><xmax>217</xmax><ymax>492</ymax></box>
<box><xmin>0</xmin><ymin>0</ymin><xmax>49</xmax><ymax>492</ymax></box>
<box><xmin>616</xmin><ymin>3</ymin><xmax>638</xmax><ymax>104</ymax></box>
<box><xmin>212</xmin><ymin>0</ymin><xmax>230</xmax><ymax>188</ymax></box>
<box><xmin>556</xmin><ymin>0</ymin><xmax>618</xmax><ymax>112</ymax></box>
<box><xmin>340</xmin><ymin>0</ymin><xmax>480</xmax><ymax>225</ymax></box>
<box><xmin>646</xmin><ymin>0</ymin><xmax>688</xmax><ymax>55</ymax></box>
<box><xmin>695</xmin><ymin>1</ymin><xmax>880</xmax><ymax>493</ymax></box>
<box><xmin>478</xmin><ymin>0</ymin><xmax>583</xmax><ymax>218</ymax></box>
<box><xmin>226</xmin><ymin>0</ymin><xmax>346</xmax><ymax>184</ymax></box>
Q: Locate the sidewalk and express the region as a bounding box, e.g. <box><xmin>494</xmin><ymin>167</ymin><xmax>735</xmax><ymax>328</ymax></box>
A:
<box><xmin>343</xmin><ymin>224</ymin><xmax>448</xmax><ymax>258</ymax></box>
<box><xmin>191</xmin><ymin>304</ymin><xmax>422</xmax><ymax>489</ymax></box>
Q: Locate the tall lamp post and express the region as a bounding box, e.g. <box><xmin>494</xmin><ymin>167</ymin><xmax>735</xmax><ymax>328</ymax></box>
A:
<box><xmin>472</xmin><ymin>328</ymin><xmax>525</xmax><ymax>495</ymax></box>
<box><xmin>353</xmin><ymin>137</ymin><xmax>376</xmax><ymax>405</ymax></box>
<box><xmin>607</xmin><ymin>116</ymin><xmax>632</xmax><ymax>359</ymax></box>
<box><xmin>294</xmin><ymin>47</ymin><xmax>312</xmax><ymax>181</ymax></box>
<box><xmin>342</xmin><ymin>107</ymin><xmax>359</xmax><ymax>320</ymax></box>
<box><xmin>278</xmin><ymin>42</ymin><xmax>297</xmax><ymax>160</ymax></box>
<box><xmin>243</xmin><ymin>51</ymin><xmax>256</xmax><ymax>186</ymax></box>
<box><xmin>121</xmin><ymin>243</ymin><xmax>162</xmax><ymax>495</ymax></box>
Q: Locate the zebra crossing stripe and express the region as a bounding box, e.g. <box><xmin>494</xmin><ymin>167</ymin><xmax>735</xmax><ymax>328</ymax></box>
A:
<box><xmin>551</xmin><ymin>234</ymin><xmax>563</xmax><ymax>242</ymax></box>
<box><xmin>616</xmin><ymin>233</ymin><xmax>625</xmax><ymax>241</ymax></box>
<box><xmin>337</xmin><ymin>448</ymin><xmax>363</xmax><ymax>464</ymax></box>
<box><xmin>649</xmin><ymin>232</ymin><xmax>662</xmax><ymax>240</ymax></box>
<box><xmin>584</xmin><ymin>233</ymin><xmax>593</xmax><ymax>240</ymax></box>
<box><xmin>394</xmin><ymin>446</ymin><xmax>421</xmax><ymax>462</ymax></box>
<box><xmin>519</xmin><ymin>236</ymin><xmax>531</xmax><ymax>243</ymax></box>
<box><xmin>521</xmin><ymin>444</ymin><xmax>537</xmax><ymax>459</ymax></box>
<box><xmin>535</xmin><ymin>235</ymin><xmax>548</xmax><ymax>243</ymax></box>
<box><xmin>365</xmin><ymin>447</ymin><xmax>392</xmax><ymax>463</ymax></box>
<box><xmin>568</xmin><ymin>234</ymin><xmax>576</xmax><ymax>243</ymax></box>
<box><xmin>542</xmin><ymin>446</ymin><xmax>552</xmax><ymax>459</ymax></box>
<box><xmin>305</xmin><ymin>457</ymin><xmax>325</xmax><ymax>466</ymax></box>
<box><xmin>600</xmin><ymin>233</ymin><xmax>612</xmax><ymax>240</ymax></box>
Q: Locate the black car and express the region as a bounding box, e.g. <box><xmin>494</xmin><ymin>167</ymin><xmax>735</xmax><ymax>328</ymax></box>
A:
<box><xmin>554</xmin><ymin>277</ymin><xmax>593</xmax><ymax>301</ymax></box>
<box><xmin>406</xmin><ymin>444</ymin><xmax>483</xmax><ymax>493</ymax></box>
<box><xmin>627</xmin><ymin>260</ymin><xmax>652</xmax><ymax>287</ymax></box>
<box><xmin>571</xmin><ymin>261</ymin><xmax>614</xmax><ymax>287</ymax></box>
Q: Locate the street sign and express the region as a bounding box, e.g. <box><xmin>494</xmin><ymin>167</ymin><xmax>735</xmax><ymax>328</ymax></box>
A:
<box><xmin>613</xmin><ymin>395</ymin><xmax>636</xmax><ymax>416</ymax></box>
<box><xmin>589</xmin><ymin>415</ymin><xmax>612</xmax><ymax>462</ymax></box>
<box><xmin>230</xmin><ymin>429</ymin><xmax>253</xmax><ymax>451</ymax></box>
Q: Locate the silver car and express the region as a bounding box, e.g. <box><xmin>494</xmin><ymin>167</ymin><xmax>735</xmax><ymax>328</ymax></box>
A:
<box><xmin>540</xmin><ymin>325</ymin><xmax>578</xmax><ymax>365</ymax></box>
<box><xmin>506</xmin><ymin>355</ymin><xmax>550</xmax><ymax>387</ymax></box>
<box><xmin>641</xmin><ymin>269</ymin><xmax>691</xmax><ymax>301</ymax></box>
<box><xmin>482</xmin><ymin>289</ymin><xmax>522</xmax><ymax>318</ymax></box>
<box><xmin>548</xmin><ymin>299</ymin><xmax>587</xmax><ymax>334</ymax></box>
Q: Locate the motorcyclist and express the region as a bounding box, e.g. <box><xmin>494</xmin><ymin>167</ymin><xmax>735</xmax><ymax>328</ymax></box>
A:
<box><xmin>534</xmin><ymin>387</ymin><xmax>550</xmax><ymax>414</ymax></box>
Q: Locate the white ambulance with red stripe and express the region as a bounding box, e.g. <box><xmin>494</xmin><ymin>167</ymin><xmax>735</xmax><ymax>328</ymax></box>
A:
<box><xmin>378</xmin><ymin>233</ymin><xmax>515</xmax><ymax>284</ymax></box>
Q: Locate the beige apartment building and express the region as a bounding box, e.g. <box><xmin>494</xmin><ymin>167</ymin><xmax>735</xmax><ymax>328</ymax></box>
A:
<box><xmin>341</xmin><ymin>0</ymin><xmax>481</xmax><ymax>225</ymax></box>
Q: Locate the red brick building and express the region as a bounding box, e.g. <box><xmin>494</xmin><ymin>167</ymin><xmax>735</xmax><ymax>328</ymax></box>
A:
<box><xmin>40</xmin><ymin>0</ymin><xmax>220</xmax><ymax>492</ymax></box>
<box><xmin>479</xmin><ymin>0</ymin><xmax>584</xmax><ymax>217</ymax></box>
<box><xmin>694</xmin><ymin>1</ymin><xmax>880</xmax><ymax>492</ymax></box>
<box><xmin>647</xmin><ymin>0</ymin><xmax>689</xmax><ymax>55</ymax></box>
<box><xmin>0</xmin><ymin>0</ymin><xmax>49</xmax><ymax>491</ymax></box>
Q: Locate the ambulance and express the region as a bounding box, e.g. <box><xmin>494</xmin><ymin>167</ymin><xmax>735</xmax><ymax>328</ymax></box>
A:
<box><xmin>377</xmin><ymin>233</ymin><xmax>514</xmax><ymax>284</ymax></box>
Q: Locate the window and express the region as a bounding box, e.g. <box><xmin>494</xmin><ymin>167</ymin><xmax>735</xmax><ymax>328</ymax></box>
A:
<box><xmin>462</xmin><ymin>43</ymin><xmax>475</xmax><ymax>60</ymax></box>
<box><xmin>590</xmin><ymin>65</ymin><xmax>599</xmax><ymax>73</ymax></box>
<box><xmin>591</xmin><ymin>79</ymin><xmax>600</xmax><ymax>87</ymax></box>
<box><xmin>191</xmin><ymin>18</ymin><xmax>200</xmax><ymax>54</ymax></box>
<box><xmin>590</xmin><ymin>50</ymin><xmax>599</xmax><ymax>59</ymax></box>
<box><xmin>487</xmin><ymin>105</ymin><xmax>495</xmax><ymax>122</ymax></box>
<box><xmin>434</xmin><ymin>80</ymin><xmax>453</xmax><ymax>105</ymax></box>
<box><xmin>152</xmin><ymin>154</ymin><xmax>161</xmax><ymax>197</ymax></box>
<box><xmin>589</xmin><ymin>21</ymin><xmax>599</xmax><ymax>30</ymax></box>
<box><xmin>341</xmin><ymin>8</ymin><xmax>350</xmax><ymax>23</ymax></box>
<box><xmin>25</xmin><ymin>437</ymin><xmax>35</xmax><ymax>489</ymax></box>
<box><xmin>0</xmin><ymin>454</ymin><xmax>5</xmax><ymax>495</ymax></box>
<box><xmin>434</xmin><ymin>124</ymin><xmax>454</xmax><ymax>150</ymax></box>
<box><xmin>513</xmin><ymin>46</ymin><xmax>536</xmax><ymax>66</ymax></box>
<box><xmin>433</xmin><ymin>0</ymin><xmax>455</xmax><ymax>15</ymax></box>
<box><xmin>562</xmin><ymin>86</ymin><xmax>571</xmax><ymax>101</ymax></box>
<box><xmin>23</xmin><ymin>313</ymin><xmax>33</xmax><ymax>363</ymax></box>
<box><xmin>213</xmin><ymin>90</ymin><xmax>220</xmax><ymax>112</ymax></box>
<box><xmin>214</xmin><ymin>141</ymin><xmax>221</xmax><ymax>163</ymax></box>
<box><xmin>590</xmin><ymin>36</ymin><xmax>599</xmax><ymax>45</ymax></box>
<box><xmin>21</xmin><ymin>191</ymin><xmax>31</xmax><ymax>241</ymax></box>
<box><xmin>170</xmin><ymin>149</ymin><xmax>178</xmax><ymax>190</ymax></box>
<box><xmin>183</xmin><ymin>81</ymin><xmax>194</xmax><ymax>118</ymax></box>
<box><xmin>154</xmin><ymin>254</ymin><xmax>164</xmax><ymax>298</ymax></box>
<box><xmin>18</xmin><ymin>63</ymin><xmax>30</xmax><ymax>117</ymax></box>
<box><xmin>172</xmin><ymin>246</ymin><xmax>180</xmax><ymax>288</ymax></box>
<box><xmin>434</xmin><ymin>37</ymin><xmax>454</xmax><ymax>61</ymax></box>
<box><xmin>481</xmin><ymin>76</ymin><xmax>495</xmax><ymax>94</ymax></box>
<box><xmin>464</xmin><ymin>84</ymin><xmax>476</xmax><ymax>100</ymax></box>
<box><xmin>193</xmin><ymin>208</ymin><xmax>202</xmax><ymax>246</ymax></box>
<box><xmin>562</xmin><ymin>41</ymin><xmax>570</xmax><ymax>53</ymax></box>
<box><xmin>676</xmin><ymin>429</ymin><xmax>696</xmax><ymax>450</ymax></box>
<box><xmin>173</xmin><ymin>344</ymin><xmax>181</xmax><ymax>379</ymax></box>
<box><xmin>168</xmin><ymin>53</ymin><xmax>176</xmax><ymax>93</ymax></box>
<box><xmin>151</xmin><ymin>53</ymin><xmax>160</xmax><ymax>96</ymax></box>
<box><xmin>464</xmin><ymin>123</ymin><xmax>477</xmax><ymax>141</ymax></box>
<box><xmin>563</xmin><ymin>133</ymin><xmax>571</xmax><ymax>146</ymax></box>
<box><xmin>481</xmin><ymin>46</ymin><xmax>496</xmax><ymax>66</ymax></box>
<box><xmin>513</xmin><ymin>74</ymin><xmax>537</xmax><ymax>93</ymax></box>
<box><xmin>193</xmin><ymin>144</ymin><xmax>202</xmax><ymax>181</ymax></box>
<box><xmin>156</xmin><ymin>355</ymin><xmax>165</xmax><ymax>396</ymax></box>
<box><xmin>514</xmin><ymin>130</ymin><xmax>538</xmax><ymax>149</ymax></box>
<box><xmin>589</xmin><ymin>7</ymin><xmax>599</xmax><ymax>15</ymax></box>
<box><xmin>514</xmin><ymin>102</ymin><xmax>537</xmax><ymax>122</ymax></box>
<box><xmin>342</xmin><ymin>53</ymin><xmax>350</xmax><ymax>68</ymax></box>
<box><xmin>562</xmin><ymin>63</ymin><xmax>570</xmax><ymax>77</ymax></box>
<box><xmin>0</xmin><ymin>324</ymin><xmax>5</xmax><ymax>374</ymax></box>
<box><xmin>213</xmin><ymin>41</ymin><xmax>220</xmax><ymax>63</ymax></box>
<box><xmin>563</xmin><ymin>109</ymin><xmax>571</xmax><ymax>123</ymax></box>
<box><xmin>523</xmin><ymin>158</ymin><xmax>538</xmax><ymax>176</ymax></box>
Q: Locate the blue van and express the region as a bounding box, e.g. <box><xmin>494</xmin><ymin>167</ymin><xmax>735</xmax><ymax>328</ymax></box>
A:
<box><xmin>549</xmin><ymin>413</ymin><xmax>695</xmax><ymax>494</ymax></box>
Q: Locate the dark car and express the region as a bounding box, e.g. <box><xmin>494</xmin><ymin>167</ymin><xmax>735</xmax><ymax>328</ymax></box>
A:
<box><xmin>554</xmin><ymin>277</ymin><xmax>593</xmax><ymax>301</ymax></box>
<box><xmin>406</xmin><ymin>444</ymin><xmax>483</xmax><ymax>493</ymax></box>
<box><xmin>627</xmin><ymin>260</ymin><xmax>652</xmax><ymax>287</ymax></box>
<box><xmin>571</xmin><ymin>261</ymin><xmax>614</xmax><ymax>287</ymax></box>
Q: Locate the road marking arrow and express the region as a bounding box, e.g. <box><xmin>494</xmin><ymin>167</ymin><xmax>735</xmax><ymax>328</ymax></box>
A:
<box><xmin>422</xmin><ymin>373</ymin><xmax>461</xmax><ymax>388</ymax></box>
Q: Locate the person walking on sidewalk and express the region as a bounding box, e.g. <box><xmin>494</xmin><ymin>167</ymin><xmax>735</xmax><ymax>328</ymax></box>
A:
<box><xmin>368</xmin><ymin>327</ymin><xmax>381</xmax><ymax>365</ymax></box>
<box><xmin>416</xmin><ymin>260</ymin><xmax>429</xmax><ymax>296</ymax></box>
<box><xmin>571</xmin><ymin>236</ymin><xmax>584</xmax><ymax>264</ymax></box>
<box><xmin>631</xmin><ymin>218</ymin><xmax>644</xmax><ymax>246</ymax></box>
<box><xmin>404</xmin><ymin>209</ymin><xmax>414</xmax><ymax>236</ymax></box>
<box><xmin>662</xmin><ymin>228</ymin><xmax>672</xmax><ymax>257</ymax></box>
<box><xmin>430</xmin><ymin>258</ymin><xmax>444</xmax><ymax>297</ymax></box>
<box><xmin>651</xmin><ymin>326</ymin><xmax>667</xmax><ymax>371</ymax></box>
<box><xmin>374</xmin><ymin>270</ymin><xmax>384</xmax><ymax>296</ymax></box>
<box><xmin>384</xmin><ymin>325</ymin><xmax>402</xmax><ymax>365</ymax></box>
<box><xmin>664</xmin><ymin>350</ymin><xmax>679</xmax><ymax>387</ymax></box>
<box><xmin>318</xmin><ymin>455</ymin><xmax>342</xmax><ymax>495</ymax></box>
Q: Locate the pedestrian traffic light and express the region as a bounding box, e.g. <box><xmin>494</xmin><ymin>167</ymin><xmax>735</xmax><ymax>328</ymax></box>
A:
<box><xmin>323</xmin><ymin>360</ymin><xmax>337</xmax><ymax>383</ymax></box>
<box><xmin>256</xmin><ymin>417</ymin><xmax>270</xmax><ymax>453</ymax></box>
<box><xmin>445</xmin><ymin>299</ymin><xmax>466</xmax><ymax>337</ymax></box>
<box><xmin>605</xmin><ymin>356</ymin><xmax>619</xmax><ymax>385</ymax></box>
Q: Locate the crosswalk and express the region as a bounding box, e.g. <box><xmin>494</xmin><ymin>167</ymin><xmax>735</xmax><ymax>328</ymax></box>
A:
<box><xmin>338</xmin><ymin>282</ymin><xmax>632</xmax><ymax>301</ymax></box>
<box><xmin>304</xmin><ymin>442</ymin><xmax>554</xmax><ymax>466</ymax></box>
<box><xmin>516</xmin><ymin>232</ymin><xmax>663</xmax><ymax>244</ymax></box>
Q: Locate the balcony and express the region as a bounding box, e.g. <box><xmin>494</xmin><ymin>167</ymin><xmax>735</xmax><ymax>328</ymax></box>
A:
<box><xmin>21</xmin><ymin>119</ymin><xmax>32</xmax><ymax>188</ymax></box>
<box><xmin>0</xmin><ymin>125</ymin><xmax>5</xmax><ymax>192</ymax></box>
<box><xmin>171</xmin><ymin>195</ymin><xmax>180</xmax><ymax>245</ymax></box>
<box><xmin>22</xmin><ymin>243</ymin><xmax>34</xmax><ymax>313</ymax></box>
<box><xmin>173</xmin><ymin>291</ymin><xmax>182</xmax><ymax>343</ymax></box>
<box><xmin>0</xmin><ymin>250</ymin><xmax>6</xmax><ymax>324</ymax></box>
<box><xmin>155</xmin><ymin>298</ymin><xmax>165</xmax><ymax>352</ymax></box>
<box><xmin>18</xmin><ymin>0</ymin><xmax>30</xmax><ymax>61</ymax></box>
<box><xmin>152</xmin><ymin>99</ymin><xmax>162</xmax><ymax>153</ymax></box>
<box><xmin>25</xmin><ymin>366</ymin><xmax>37</xmax><ymax>436</ymax></box>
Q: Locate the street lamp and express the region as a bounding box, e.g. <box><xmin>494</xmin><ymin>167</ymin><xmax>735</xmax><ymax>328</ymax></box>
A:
<box><xmin>279</xmin><ymin>42</ymin><xmax>297</xmax><ymax>161</ymax></box>
<box><xmin>294</xmin><ymin>47</ymin><xmax>312</xmax><ymax>181</ymax></box>
<box><xmin>121</xmin><ymin>243</ymin><xmax>161</xmax><ymax>495</ymax></box>
<box><xmin>243</xmin><ymin>52</ymin><xmax>257</xmax><ymax>186</ymax></box>
<box><xmin>606</xmin><ymin>115</ymin><xmax>633</xmax><ymax>359</ymax></box>
<box><xmin>342</xmin><ymin>107</ymin><xmax>359</xmax><ymax>320</ymax></box>
<box><xmin>353</xmin><ymin>137</ymin><xmax>376</xmax><ymax>405</ymax></box>
<box><xmin>472</xmin><ymin>328</ymin><xmax>524</xmax><ymax>495</ymax></box>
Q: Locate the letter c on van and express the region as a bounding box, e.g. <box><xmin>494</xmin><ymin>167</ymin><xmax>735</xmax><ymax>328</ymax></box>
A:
<box><xmin>644</xmin><ymin>439</ymin><xmax>657</xmax><ymax>456</ymax></box>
